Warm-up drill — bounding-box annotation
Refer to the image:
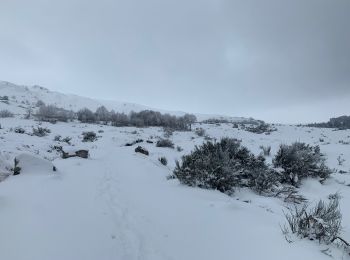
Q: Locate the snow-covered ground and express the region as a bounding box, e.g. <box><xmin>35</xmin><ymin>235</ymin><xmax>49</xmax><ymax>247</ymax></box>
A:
<box><xmin>0</xmin><ymin>116</ymin><xmax>350</xmax><ymax>260</ymax></box>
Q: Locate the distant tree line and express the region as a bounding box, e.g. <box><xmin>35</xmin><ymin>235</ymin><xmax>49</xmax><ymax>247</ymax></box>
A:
<box><xmin>308</xmin><ymin>115</ymin><xmax>350</xmax><ymax>130</ymax></box>
<box><xmin>77</xmin><ymin>106</ymin><xmax>196</xmax><ymax>130</ymax></box>
<box><xmin>35</xmin><ymin>102</ymin><xmax>76</xmax><ymax>122</ymax></box>
<box><xmin>33</xmin><ymin>101</ymin><xmax>196</xmax><ymax>130</ymax></box>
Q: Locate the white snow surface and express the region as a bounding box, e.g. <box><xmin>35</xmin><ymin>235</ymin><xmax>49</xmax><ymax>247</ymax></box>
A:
<box><xmin>0</xmin><ymin>116</ymin><xmax>349</xmax><ymax>260</ymax></box>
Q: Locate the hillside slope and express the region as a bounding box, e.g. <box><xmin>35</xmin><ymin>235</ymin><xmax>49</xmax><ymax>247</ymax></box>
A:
<box><xmin>0</xmin><ymin>81</ymin><xmax>248</xmax><ymax>122</ymax></box>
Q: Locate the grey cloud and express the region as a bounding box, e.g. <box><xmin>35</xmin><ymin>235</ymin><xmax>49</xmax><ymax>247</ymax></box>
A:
<box><xmin>0</xmin><ymin>0</ymin><xmax>349</xmax><ymax>123</ymax></box>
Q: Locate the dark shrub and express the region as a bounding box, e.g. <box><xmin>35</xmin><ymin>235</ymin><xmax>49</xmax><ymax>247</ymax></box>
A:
<box><xmin>54</xmin><ymin>135</ymin><xmax>62</xmax><ymax>141</ymax></box>
<box><xmin>159</xmin><ymin>157</ymin><xmax>168</xmax><ymax>166</ymax></box>
<box><xmin>13</xmin><ymin>158</ymin><xmax>21</xmax><ymax>175</ymax></box>
<box><xmin>174</xmin><ymin>138</ymin><xmax>277</xmax><ymax>194</ymax></box>
<box><xmin>195</xmin><ymin>127</ymin><xmax>206</xmax><ymax>137</ymax></box>
<box><xmin>156</xmin><ymin>139</ymin><xmax>174</xmax><ymax>148</ymax></box>
<box><xmin>14</xmin><ymin>127</ymin><xmax>25</xmax><ymax>134</ymax></box>
<box><xmin>176</xmin><ymin>146</ymin><xmax>183</xmax><ymax>152</ymax></box>
<box><xmin>125</xmin><ymin>139</ymin><xmax>143</xmax><ymax>146</ymax></box>
<box><xmin>135</xmin><ymin>146</ymin><xmax>149</xmax><ymax>156</ymax></box>
<box><xmin>0</xmin><ymin>109</ymin><xmax>14</xmax><ymax>118</ymax></box>
<box><xmin>62</xmin><ymin>136</ymin><xmax>72</xmax><ymax>144</ymax></box>
<box><xmin>273</xmin><ymin>142</ymin><xmax>332</xmax><ymax>185</ymax></box>
<box><xmin>82</xmin><ymin>131</ymin><xmax>97</xmax><ymax>142</ymax></box>
<box><xmin>32</xmin><ymin>126</ymin><xmax>51</xmax><ymax>137</ymax></box>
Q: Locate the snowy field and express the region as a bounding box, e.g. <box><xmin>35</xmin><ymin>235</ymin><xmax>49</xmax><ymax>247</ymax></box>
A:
<box><xmin>0</xmin><ymin>117</ymin><xmax>350</xmax><ymax>260</ymax></box>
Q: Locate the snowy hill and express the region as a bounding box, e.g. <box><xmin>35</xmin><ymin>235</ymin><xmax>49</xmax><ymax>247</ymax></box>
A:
<box><xmin>0</xmin><ymin>81</ymin><xmax>249</xmax><ymax>122</ymax></box>
<box><xmin>1</xmin><ymin>80</ymin><xmax>350</xmax><ymax>260</ymax></box>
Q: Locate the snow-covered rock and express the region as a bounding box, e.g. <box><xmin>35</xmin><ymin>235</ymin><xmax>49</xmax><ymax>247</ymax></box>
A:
<box><xmin>14</xmin><ymin>153</ymin><xmax>55</xmax><ymax>175</ymax></box>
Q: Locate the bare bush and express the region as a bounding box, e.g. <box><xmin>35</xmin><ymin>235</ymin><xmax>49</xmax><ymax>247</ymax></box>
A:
<box><xmin>0</xmin><ymin>109</ymin><xmax>14</xmax><ymax>118</ymax></box>
<box><xmin>82</xmin><ymin>131</ymin><xmax>97</xmax><ymax>142</ymax></box>
<box><xmin>156</xmin><ymin>139</ymin><xmax>174</xmax><ymax>148</ymax></box>
<box><xmin>36</xmin><ymin>104</ymin><xmax>74</xmax><ymax>122</ymax></box>
<box><xmin>260</xmin><ymin>145</ymin><xmax>271</xmax><ymax>156</ymax></box>
<box><xmin>32</xmin><ymin>127</ymin><xmax>51</xmax><ymax>137</ymax></box>
<box><xmin>282</xmin><ymin>196</ymin><xmax>346</xmax><ymax>246</ymax></box>
<box><xmin>77</xmin><ymin>108</ymin><xmax>96</xmax><ymax>123</ymax></box>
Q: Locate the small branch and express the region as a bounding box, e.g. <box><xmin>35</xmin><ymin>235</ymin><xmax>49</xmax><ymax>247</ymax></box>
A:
<box><xmin>331</xmin><ymin>236</ymin><xmax>350</xmax><ymax>246</ymax></box>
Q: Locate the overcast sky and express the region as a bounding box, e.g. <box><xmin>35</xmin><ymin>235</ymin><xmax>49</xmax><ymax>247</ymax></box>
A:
<box><xmin>0</xmin><ymin>0</ymin><xmax>349</xmax><ymax>123</ymax></box>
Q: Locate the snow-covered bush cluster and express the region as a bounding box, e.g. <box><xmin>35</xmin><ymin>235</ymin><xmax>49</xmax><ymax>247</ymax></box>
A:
<box><xmin>174</xmin><ymin>139</ymin><xmax>333</xmax><ymax>195</ymax></box>
<box><xmin>173</xmin><ymin>138</ymin><xmax>277</xmax><ymax>194</ymax></box>
<box><xmin>244</xmin><ymin>122</ymin><xmax>277</xmax><ymax>134</ymax></box>
<box><xmin>273</xmin><ymin>142</ymin><xmax>332</xmax><ymax>186</ymax></box>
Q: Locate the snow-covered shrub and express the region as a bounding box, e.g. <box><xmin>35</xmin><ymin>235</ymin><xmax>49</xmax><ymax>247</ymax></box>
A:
<box><xmin>273</xmin><ymin>142</ymin><xmax>332</xmax><ymax>185</ymax></box>
<box><xmin>174</xmin><ymin>138</ymin><xmax>277</xmax><ymax>194</ymax></box>
<box><xmin>195</xmin><ymin>127</ymin><xmax>206</xmax><ymax>137</ymax></box>
<box><xmin>260</xmin><ymin>145</ymin><xmax>271</xmax><ymax>156</ymax></box>
<box><xmin>54</xmin><ymin>135</ymin><xmax>62</xmax><ymax>141</ymax></box>
<box><xmin>156</xmin><ymin>139</ymin><xmax>174</xmax><ymax>148</ymax></box>
<box><xmin>245</xmin><ymin>122</ymin><xmax>276</xmax><ymax>134</ymax></box>
<box><xmin>135</xmin><ymin>146</ymin><xmax>149</xmax><ymax>156</ymax></box>
<box><xmin>82</xmin><ymin>131</ymin><xmax>97</xmax><ymax>142</ymax></box>
<box><xmin>62</xmin><ymin>136</ymin><xmax>72</xmax><ymax>144</ymax></box>
<box><xmin>0</xmin><ymin>109</ymin><xmax>14</xmax><ymax>118</ymax></box>
<box><xmin>159</xmin><ymin>157</ymin><xmax>168</xmax><ymax>166</ymax></box>
<box><xmin>282</xmin><ymin>196</ymin><xmax>344</xmax><ymax>245</ymax></box>
<box><xmin>32</xmin><ymin>126</ymin><xmax>51</xmax><ymax>137</ymax></box>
